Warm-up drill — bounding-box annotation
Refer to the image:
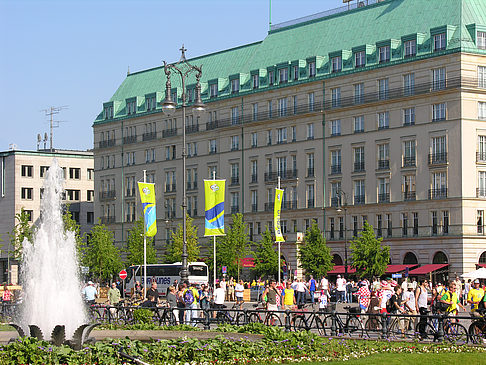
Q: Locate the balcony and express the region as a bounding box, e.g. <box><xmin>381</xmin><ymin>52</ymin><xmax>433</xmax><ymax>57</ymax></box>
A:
<box><xmin>165</xmin><ymin>184</ymin><xmax>177</xmax><ymax>193</ymax></box>
<box><xmin>162</xmin><ymin>128</ymin><xmax>177</xmax><ymax>138</ymax></box>
<box><xmin>251</xmin><ymin>203</ymin><xmax>258</xmax><ymax>212</ymax></box>
<box><xmin>353</xmin><ymin>161</ymin><xmax>365</xmax><ymax>172</ymax></box>
<box><xmin>125</xmin><ymin>188</ymin><xmax>136</xmax><ymax>197</ymax></box>
<box><xmin>123</xmin><ymin>135</ymin><xmax>137</xmax><ymax>144</ymax></box>
<box><xmin>282</xmin><ymin>200</ymin><xmax>297</xmax><ymax>210</ymax></box>
<box><xmin>230</xmin><ymin>206</ymin><xmax>239</xmax><ymax>214</ymax></box>
<box><xmin>250</xmin><ymin>174</ymin><xmax>258</xmax><ymax>183</ymax></box>
<box><xmin>99</xmin><ymin>139</ymin><xmax>115</xmax><ymax>149</ymax></box>
<box><xmin>307</xmin><ymin>167</ymin><xmax>315</xmax><ymax>177</ymax></box>
<box><xmin>378</xmin><ymin>192</ymin><xmax>390</xmax><ymax>203</ymax></box>
<box><xmin>331</xmin><ymin>197</ymin><xmax>340</xmax><ymax>207</ymax></box>
<box><xmin>231</xmin><ymin>176</ymin><xmax>240</xmax><ymax>186</ymax></box>
<box><xmin>429</xmin><ymin>152</ymin><xmax>448</xmax><ymax>165</ymax></box>
<box><xmin>165</xmin><ymin>211</ymin><xmax>176</xmax><ymax>219</ymax></box>
<box><xmin>307</xmin><ymin>199</ymin><xmax>315</xmax><ymax>208</ymax></box>
<box><xmin>477</xmin><ymin>188</ymin><xmax>486</xmax><ymax>198</ymax></box>
<box><xmin>354</xmin><ymin>195</ymin><xmax>365</xmax><ymax>205</ymax></box>
<box><xmin>378</xmin><ymin>160</ymin><xmax>390</xmax><ymax>170</ymax></box>
<box><xmin>99</xmin><ymin>190</ymin><xmax>116</xmax><ymax>201</ymax></box>
<box><xmin>429</xmin><ymin>188</ymin><xmax>448</xmax><ymax>199</ymax></box>
<box><xmin>403</xmin><ymin>156</ymin><xmax>416</xmax><ymax>167</ymax></box>
<box><xmin>403</xmin><ymin>191</ymin><xmax>416</xmax><ymax>201</ymax></box>
<box><xmin>264</xmin><ymin>202</ymin><xmax>274</xmax><ymax>212</ymax></box>
<box><xmin>330</xmin><ymin>165</ymin><xmax>341</xmax><ymax>175</ymax></box>
<box><xmin>209</xmin><ymin>148</ymin><xmax>217</xmax><ymax>155</ymax></box>
<box><xmin>185</xmin><ymin>124</ymin><xmax>199</xmax><ymax>134</ymax></box>
<box><xmin>142</xmin><ymin>132</ymin><xmax>157</xmax><ymax>141</ymax></box>
<box><xmin>187</xmin><ymin>182</ymin><xmax>198</xmax><ymax>191</ymax></box>
<box><xmin>477</xmin><ymin>152</ymin><xmax>486</xmax><ymax>163</ymax></box>
<box><xmin>264</xmin><ymin>170</ymin><xmax>298</xmax><ymax>182</ymax></box>
<box><xmin>100</xmin><ymin>216</ymin><xmax>115</xmax><ymax>224</ymax></box>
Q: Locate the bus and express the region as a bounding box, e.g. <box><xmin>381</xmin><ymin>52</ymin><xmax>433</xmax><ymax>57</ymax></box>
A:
<box><xmin>124</xmin><ymin>262</ymin><xmax>209</xmax><ymax>297</ymax></box>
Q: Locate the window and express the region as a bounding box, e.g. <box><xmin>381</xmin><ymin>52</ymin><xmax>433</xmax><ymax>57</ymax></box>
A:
<box><xmin>331</xmin><ymin>87</ymin><xmax>341</xmax><ymax>107</ymax></box>
<box><xmin>478</xmin><ymin>210</ymin><xmax>484</xmax><ymax>234</ymax></box>
<box><xmin>21</xmin><ymin>165</ymin><xmax>33</xmax><ymax>177</ymax></box>
<box><xmin>308</xmin><ymin>92</ymin><xmax>315</xmax><ymax>111</ymax></box>
<box><xmin>479</xmin><ymin>136</ymin><xmax>486</xmax><ymax>161</ymax></box>
<box><xmin>431</xmin><ymin>135</ymin><xmax>447</xmax><ymax>162</ymax></box>
<box><xmin>307</xmin><ymin>123</ymin><xmax>314</xmax><ymax>139</ymax></box>
<box><xmin>126</xmin><ymin>99</ymin><xmax>136</xmax><ymax>114</ymax></box>
<box><xmin>404</xmin><ymin>39</ymin><xmax>416</xmax><ymax>57</ymax></box>
<box><xmin>431</xmin><ymin>171</ymin><xmax>447</xmax><ymax>199</ymax></box>
<box><xmin>21</xmin><ymin>187</ymin><xmax>33</xmax><ymax>200</ymax></box>
<box><xmin>339</xmin><ymin>216</ymin><xmax>344</xmax><ymax>238</ymax></box>
<box><xmin>87</xmin><ymin>190</ymin><xmax>94</xmax><ymax>202</ymax></box>
<box><xmin>353</xmin><ymin>216</ymin><xmax>358</xmax><ymax>237</ymax></box>
<box><xmin>66</xmin><ymin>189</ymin><xmax>80</xmax><ymax>201</ymax></box>
<box><xmin>403</xmin><ymin>140</ymin><xmax>416</xmax><ymax>167</ymax></box>
<box><xmin>443</xmin><ymin>210</ymin><xmax>449</xmax><ymax>235</ymax></box>
<box><xmin>377</xmin><ymin>214</ymin><xmax>382</xmax><ymax>236</ymax></box>
<box><xmin>478</xmin><ymin>171</ymin><xmax>486</xmax><ymax>197</ymax></box>
<box><xmin>354</xmin><ymin>180</ymin><xmax>365</xmax><ymax>204</ymax></box>
<box><xmin>40</xmin><ymin>166</ymin><xmax>49</xmax><ymax>178</ymax></box>
<box><xmin>401</xmin><ymin>213</ymin><xmax>408</xmax><ymax>236</ymax></box>
<box><xmin>251</xmin><ymin>160</ymin><xmax>258</xmax><ymax>183</ymax></box>
<box><xmin>146</xmin><ymin>95</ymin><xmax>156</xmax><ymax>111</ymax></box>
<box><xmin>378</xmin><ymin>78</ymin><xmax>389</xmax><ymax>100</ymax></box>
<box><xmin>354</xmin><ymin>115</ymin><xmax>364</xmax><ymax>133</ymax></box>
<box><xmin>267</xmin><ymin>130</ymin><xmax>272</xmax><ymax>145</ymax></box>
<box><xmin>354</xmin><ymin>83</ymin><xmax>364</xmax><ymax>104</ymax></box>
<box><xmin>277</xmin><ymin>127</ymin><xmax>287</xmax><ymax>144</ymax></box>
<box><xmin>307</xmin><ymin>153</ymin><xmax>315</xmax><ymax>177</ymax></box>
<box><xmin>103</xmin><ymin>105</ymin><xmax>113</xmax><ymax>119</ymax></box>
<box><xmin>433</xmin><ymin>103</ymin><xmax>446</xmax><ymax>121</ymax></box>
<box><xmin>231</xmin><ymin>79</ymin><xmax>239</xmax><ymax>93</ymax></box>
<box><xmin>230</xmin><ymin>163</ymin><xmax>239</xmax><ymax>185</ymax></box>
<box><xmin>208</xmin><ymin>166</ymin><xmax>217</xmax><ymax>179</ymax></box>
<box><xmin>432</xmin><ymin>211</ymin><xmax>438</xmax><ymax>235</ymax></box>
<box><xmin>210</xmin><ymin>83</ymin><xmax>218</xmax><ymax>98</ymax></box>
<box><xmin>293</xmin><ymin>65</ymin><xmax>299</xmax><ymax>80</ymax></box>
<box><xmin>165</xmin><ymin>171</ymin><xmax>176</xmax><ymax>192</ymax></box>
<box><xmin>268</xmin><ymin>100</ymin><xmax>273</xmax><ymax>118</ymax></box>
<box><xmin>330</xmin><ymin>120</ymin><xmax>341</xmax><ymax>136</ymax></box>
<box><xmin>278</xmin><ymin>98</ymin><xmax>288</xmax><ymax>117</ymax></box>
<box><xmin>479</xmin><ymin>102</ymin><xmax>486</xmax><ymax>120</ymax></box>
<box><xmin>308</xmin><ymin>61</ymin><xmax>316</xmax><ymax>77</ymax></box>
<box><xmin>251</xmin><ymin>132</ymin><xmax>257</xmax><ymax>148</ymax></box>
<box><xmin>379</xmin><ymin>46</ymin><xmax>390</xmax><ymax>63</ymax></box>
<box><xmin>231</xmin><ymin>106</ymin><xmax>239</xmax><ymax>124</ymax></box>
<box><xmin>277</xmin><ymin>157</ymin><xmax>287</xmax><ymax>177</ymax></box>
<box><xmin>87</xmin><ymin>211</ymin><xmax>94</xmax><ymax>224</ymax></box>
<box><xmin>293</xmin><ymin>95</ymin><xmax>298</xmax><ymax>114</ymax></box>
<box><xmin>354</xmin><ymin>146</ymin><xmax>365</xmax><ymax>172</ymax></box>
<box><xmin>403</xmin><ymin>73</ymin><xmax>415</xmax><ymax>96</ymax></box>
<box><xmin>291</xmin><ymin>126</ymin><xmax>296</xmax><ymax>142</ymax></box>
<box><xmin>209</xmin><ymin>139</ymin><xmax>217</xmax><ymax>154</ymax></box>
<box><xmin>479</xmin><ymin>66</ymin><xmax>486</xmax><ymax>88</ymax></box>
<box><xmin>231</xmin><ymin>192</ymin><xmax>239</xmax><ymax>213</ymax></box>
<box><xmin>252</xmin><ymin>74</ymin><xmax>259</xmax><ymax>89</ymax></box>
<box><xmin>479</xmin><ymin>31</ymin><xmax>486</xmax><ymax>49</ymax></box>
<box><xmin>87</xmin><ymin>168</ymin><xmax>94</xmax><ymax>180</ymax></box>
<box><xmin>433</xmin><ymin>33</ymin><xmax>446</xmax><ymax>51</ymax></box>
<box><xmin>307</xmin><ymin>184</ymin><xmax>315</xmax><ymax>208</ymax></box>
<box><xmin>331</xmin><ymin>150</ymin><xmax>341</xmax><ymax>174</ymax></box>
<box><xmin>251</xmin><ymin>190</ymin><xmax>258</xmax><ymax>212</ymax></box>
<box><xmin>268</xmin><ymin>70</ymin><xmax>274</xmax><ymax>85</ymax></box>
<box><xmin>231</xmin><ymin>135</ymin><xmax>239</xmax><ymax>151</ymax></box>
<box><xmin>378</xmin><ymin>111</ymin><xmax>389</xmax><ymax>129</ymax></box>
<box><xmin>378</xmin><ymin>143</ymin><xmax>390</xmax><ymax>169</ymax></box>
<box><xmin>403</xmin><ymin>107</ymin><xmax>415</xmax><ymax>125</ymax></box>
<box><xmin>331</xmin><ymin>56</ymin><xmax>341</xmax><ymax>73</ymax></box>
<box><xmin>355</xmin><ymin>51</ymin><xmax>365</xmax><ymax>68</ymax></box>
<box><xmin>432</xmin><ymin>67</ymin><xmax>446</xmax><ymax>90</ymax></box>
<box><xmin>378</xmin><ymin>178</ymin><xmax>390</xmax><ymax>202</ymax></box>
<box><xmin>329</xmin><ymin>217</ymin><xmax>335</xmax><ymax>239</ymax></box>
<box><xmin>279</xmin><ymin>68</ymin><xmax>288</xmax><ymax>83</ymax></box>
<box><xmin>252</xmin><ymin>103</ymin><xmax>258</xmax><ymax>121</ymax></box>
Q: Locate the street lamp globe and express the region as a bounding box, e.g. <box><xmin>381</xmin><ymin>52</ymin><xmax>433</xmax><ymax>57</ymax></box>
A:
<box><xmin>161</xmin><ymin>99</ymin><xmax>176</xmax><ymax>116</ymax></box>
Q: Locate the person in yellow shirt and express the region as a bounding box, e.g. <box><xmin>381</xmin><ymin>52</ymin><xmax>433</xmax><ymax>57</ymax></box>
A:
<box><xmin>440</xmin><ymin>281</ymin><xmax>466</xmax><ymax>317</ymax></box>
<box><xmin>281</xmin><ymin>281</ymin><xmax>296</xmax><ymax>310</ymax></box>
<box><xmin>467</xmin><ymin>279</ymin><xmax>485</xmax><ymax>317</ymax></box>
<box><xmin>182</xmin><ymin>282</ymin><xmax>200</xmax><ymax>326</ymax></box>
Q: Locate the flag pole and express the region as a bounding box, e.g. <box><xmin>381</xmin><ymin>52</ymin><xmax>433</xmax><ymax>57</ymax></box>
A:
<box><xmin>212</xmin><ymin>170</ymin><xmax>217</xmax><ymax>289</ymax></box>
<box><xmin>277</xmin><ymin>176</ymin><xmax>281</xmax><ymax>285</ymax></box>
<box><xmin>143</xmin><ymin>169</ymin><xmax>147</xmax><ymax>297</ymax></box>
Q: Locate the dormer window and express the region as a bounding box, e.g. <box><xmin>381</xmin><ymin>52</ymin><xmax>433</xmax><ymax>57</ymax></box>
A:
<box><xmin>171</xmin><ymin>91</ymin><xmax>178</xmax><ymax>104</ymax></box>
<box><xmin>331</xmin><ymin>57</ymin><xmax>341</xmax><ymax>73</ymax></box>
<box><xmin>127</xmin><ymin>100</ymin><xmax>136</xmax><ymax>115</ymax></box>
<box><xmin>279</xmin><ymin>68</ymin><xmax>288</xmax><ymax>83</ymax></box>
<box><xmin>103</xmin><ymin>105</ymin><xmax>113</xmax><ymax>119</ymax></box>
<box><xmin>355</xmin><ymin>51</ymin><xmax>365</xmax><ymax>68</ymax></box>
<box><xmin>252</xmin><ymin>74</ymin><xmax>259</xmax><ymax>89</ymax></box>
<box><xmin>293</xmin><ymin>65</ymin><xmax>299</xmax><ymax>80</ymax></box>
<box><xmin>186</xmin><ymin>88</ymin><xmax>194</xmax><ymax>103</ymax></box>
<box><xmin>433</xmin><ymin>33</ymin><xmax>446</xmax><ymax>51</ymax></box>
<box><xmin>478</xmin><ymin>31</ymin><xmax>486</xmax><ymax>50</ymax></box>
<box><xmin>146</xmin><ymin>95</ymin><xmax>156</xmax><ymax>111</ymax></box>
<box><xmin>231</xmin><ymin>79</ymin><xmax>240</xmax><ymax>94</ymax></box>
<box><xmin>308</xmin><ymin>61</ymin><xmax>316</xmax><ymax>77</ymax></box>
<box><xmin>404</xmin><ymin>40</ymin><xmax>416</xmax><ymax>58</ymax></box>
<box><xmin>379</xmin><ymin>46</ymin><xmax>390</xmax><ymax>63</ymax></box>
<box><xmin>210</xmin><ymin>84</ymin><xmax>218</xmax><ymax>98</ymax></box>
<box><xmin>269</xmin><ymin>71</ymin><xmax>274</xmax><ymax>85</ymax></box>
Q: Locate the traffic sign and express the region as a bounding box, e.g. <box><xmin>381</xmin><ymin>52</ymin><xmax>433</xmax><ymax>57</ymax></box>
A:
<box><xmin>119</xmin><ymin>269</ymin><xmax>127</xmax><ymax>280</ymax></box>
<box><xmin>392</xmin><ymin>273</ymin><xmax>402</xmax><ymax>279</ymax></box>
<box><xmin>222</xmin><ymin>266</ymin><xmax>227</xmax><ymax>274</ymax></box>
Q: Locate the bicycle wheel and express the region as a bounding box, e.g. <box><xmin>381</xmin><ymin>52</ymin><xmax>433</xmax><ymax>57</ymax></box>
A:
<box><xmin>265</xmin><ymin>313</ymin><xmax>282</xmax><ymax>327</ymax></box>
<box><xmin>414</xmin><ymin>322</ymin><xmax>436</xmax><ymax>342</ymax></box>
<box><xmin>346</xmin><ymin>315</ymin><xmax>364</xmax><ymax>338</ymax></box>
<box><xmin>248</xmin><ymin>313</ymin><xmax>262</xmax><ymax>323</ymax></box>
<box><xmin>293</xmin><ymin>315</ymin><xmax>307</xmax><ymax>331</ymax></box>
<box><xmin>444</xmin><ymin>322</ymin><xmax>468</xmax><ymax>344</ymax></box>
<box><xmin>235</xmin><ymin>313</ymin><xmax>246</xmax><ymax>326</ymax></box>
<box><xmin>315</xmin><ymin>316</ymin><xmax>326</xmax><ymax>336</ymax></box>
<box><xmin>468</xmin><ymin>321</ymin><xmax>486</xmax><ymax>344</ymax></box>
<box><xmin>364</xmin><ymin>316</ymin><xmax>382</xmax><ymax>338</ymax></box>
<box><xmin>216</xmin><ymin>311</ymin><xmax>231</xmax><ymax>325</ymax></box>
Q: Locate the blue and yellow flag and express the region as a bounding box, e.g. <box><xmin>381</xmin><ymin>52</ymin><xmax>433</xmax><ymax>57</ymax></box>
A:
<box><xmin>138</xmin><ymin>182</ymin><xmax>157</xmax><ymax>237</ymax></box>
<box><xmin>274</xmin><ymin>188</ymin><xmax>285</xmax><ymax>242</ymax></box>
<box><xmin>204</xmin><ymin>180</ymin><xmax>225</xmax><ymax>236</ymax></box>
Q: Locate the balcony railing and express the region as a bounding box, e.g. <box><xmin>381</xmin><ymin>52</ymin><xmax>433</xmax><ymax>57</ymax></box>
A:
<box><xmin>142</xmin><ymin>132</ymin><xmax>157</xmax><ymax>141</ymax></box>
<box><xmin>403</xmin><ymin>191</ymin><xmax>416</xmax><ymax>201</ymax></box>
<box><xmin>378</xmin><ymin>192</ymin><xmax>390</xmax><ymax>203</ymax></box>
<box><xmin>330</xmin><ymin>165</ymin><xmax>341</xmax><ymax>175</ymax></box>
<box><xmin>98</xmin><ymin>139</ymin><xmax>115</xmax><ymax>149</ymax></box>
<box><xmin>125</xmin><ymin>188</ymin><xmax>136</xmax><ymax>197</ymax></box>
<box><xmin>250</xmin><ymin>174</ymin><xmax>258</xmax><ymax>183</ymax></box>
<box><xmin>307</xmin><ymin>167</ymin><xmax>315</xmax><ymax>177</ymax></box>
<box><xmin>185</xmin><ymin>124</ymin><xmax>199</xmax><ymax>134</ymax></box>
<box><xmin>123</xmin><ymin>135</ymin><xmax>137</xmax><ymax>144</ymax></box>
<box><xmin>403</xmin><ymin>156</ymin><xmax>416</xmax><ymax>167</ymax></box>
<box><xmin>100</xmin><ymin>216</ymin><xmax>115</xmax><ymax>224</ymax></box>
<box><xmin>307</xmin><ymin>199</ymin><xmax>315</xmax><ymax>208</ymax></box>
<box><xmin>353</xmin><ymin>161</ymin><xmax>365</xmax><ymax>172</ymax></box>
<box><xmin>354</xmin><ymin>195</ymin><xmax>365</xmax><ymax>205</ymax></box>
<box><xmin>429</xmin><ymin>152</ymin><xmax>448</xmax><ymax>165</ymax></box>
<box><xmin>231</xmin><ymin>176</ymin><xmax>240</xmax><ymax>185</ymax></box>
<box><xmin>99</xmin><ymin>190</ymin><xmax>116</xmax><ymax>201</ymax></box>
<box><xmin>378</xmin><ymin>160</ymin><xmax>390</xmax><ymax>170</ymax></box>
<box><xmin>264</xmin><ymin>170</ymin><xmax>298</xmax><ymax>182</ymax></box>
<box><xmin>251</xmin><ymin>203</ymin><xmax>258</xmax><ymax>212</ymax></box>
<box><xmin>429</xmin><ymin>188</ymin><xmax>448</xmax><ymax>199</ymax></box>
<box><xmin>187</xmin><ymin>182</ymin><xmax>198</xmax><ymax>191</ymax></box>
<box><xmin>165</xmin><ymin>184</ymin><xmax>177</xmax><ymax>193</ymax></box>
<box><xmin>230</xmin><ymin>206</ymin><xmax>239</xmax><ymax>214</ymax></box>
<box><xmin>477</xmin><ymin>188</ymin><xmax>486</xmax><ymax>198</ymax></box>
<box><xmin>282</xmin><ymin>200</ymin><xmax>297</xmax><ymax>210</ymax></box>
<box><xmin>264</xmin><ymin>202</ymin><xmax>274</xmax><ymax>212</ymax></box>
<box><xmin>331</xmin><ymin>197</ymin><xmax>340</xmax><ymax>207</ymax></box>
<box><xmin>477</xmin><ymin>152</ymin><xmax>486</xmax><ymax>162</ymax></box>
<box><xmin>162</xmin><ymin>128</ymin><xmax>177</xmax><ymax>138</ymax></box>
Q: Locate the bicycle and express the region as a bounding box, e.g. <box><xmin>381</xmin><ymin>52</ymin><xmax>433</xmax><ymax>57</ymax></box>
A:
<box><xmin>414</xmin><ymin>312</ymin><xmax>468</xmax><ymax>344</ymax></box>
<box><xmin>248</xmin><ymin>302</ymin><xmax>282</xmax><ymax>327</ymax></box>
<box><xmin>215</xmin><ymin>302</ymin><xmax>246</xmax><ymax>325</ymax></box>
<box><xmin>292</xmin><ymin>304</ymin><xmax>325</xmax><ymax>334</ymax></box>
<box><xmin>468</xmin><ymin>309</ymin><xmax>486</xmax><ymax>344</ymax></box>
<box><xmin>322</xmin><ymin>305</ymin><xmax>364</xmax><ymax>338</ymax></box>
<box><xmin>387</xmin><ymin>312</ymin><xmax>416</xmax><ymax>340</ymax></box>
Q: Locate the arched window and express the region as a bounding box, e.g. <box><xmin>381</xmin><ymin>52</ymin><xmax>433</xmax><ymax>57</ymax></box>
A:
<box><xmin>403</xmin><ymin>252</ymin><xmax>418</xmax><ymax>265</ymax></box>
<box><xmin>479</xmin><ymin>251</ymin><xmax>486</xmax><ymax>264</ymax></box>
<box><xmin>332</xmin><ymin>254</ymin><xmax>343</xmax><ymax>265</ymax></box>
<box><xmin>433</xmin><ymin>251</ymin><xmax>448</xmax><ymax>264</ymax></box>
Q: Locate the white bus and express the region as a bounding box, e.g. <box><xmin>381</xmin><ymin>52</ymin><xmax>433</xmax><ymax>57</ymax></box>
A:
<box><xmin>124</xmin><ymin>262</ymin><xmax>209</xmax><ymax>296</ymax></box>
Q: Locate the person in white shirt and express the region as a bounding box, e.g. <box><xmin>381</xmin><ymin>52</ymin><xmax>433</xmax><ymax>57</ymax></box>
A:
<box><xmin>336</xmin><ymin>275</ymin><xmax>346</xmax><ymax>303</ymax></box>
<box><xmin>320</xmin><ymin>276</ymin><xmax>329</xmax><ymax>296</ymax></box>
<box><xmin>295</xmin><ymin>279</ymin><xmax>308</xmax><ymax>307</ymax></box>
<box><xmin>212</xmin><ymin>283</ymin><xmax>225</xmax><ymax>318</ymax></box>
<box><xmin>402</xmin><ymin>283</ymin><xmax>417</xmax><ymax>330</ymax></box>
<box><xmin>234</xmin><ymin>279</ymin><xmax>245</xmax><ymax>308</ymax></box>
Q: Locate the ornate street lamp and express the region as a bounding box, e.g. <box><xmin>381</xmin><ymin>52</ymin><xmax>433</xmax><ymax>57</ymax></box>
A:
<box><xmin>161</xmin><ymin>45</ymin><xmax>206</xmax><ymax>283</ymax></box>
<box><xmin>335</xmin><ymin>189</ymin><xmax>349</xmax><ymax>278</ymax></box>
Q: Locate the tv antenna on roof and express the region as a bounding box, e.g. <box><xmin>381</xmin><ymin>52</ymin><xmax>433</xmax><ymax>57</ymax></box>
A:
<box><xmin>41</xmin><ymin>106</ymin><xmax>68</xmax><ymax>152</ymax></box>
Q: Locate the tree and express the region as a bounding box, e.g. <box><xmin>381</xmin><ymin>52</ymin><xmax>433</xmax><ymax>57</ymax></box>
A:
<box><xmin>253</xmin><ymin>227</ymin><xmax>278</xmax><ymax>278</ymax></box>
<box><xmin>83</xmin><ymin>222</ymin><xmax>123</xmax><ymax>282</ymax></box>
<box><xmin>164</xmin><ymin>215</ymin><xmax>200</xmax><ymax>263</ymax></box>
<box><xmin>298</xmin><ymin>221</ymin><xmax>333</xmax><ymax>279</ymax></box>
<box><xmin>126</xmin><ymin>218</ymin><xmax>157</xmax><ymax>265</ymax></box>
<box><xmin>350</xmin><ymin>221</ymin><xmax>390</xmax><ymax>278</ymax></box>
<box><xmin>9</xmin><ymin>208</ymin><xmax>34</xmax><ymax>260</ymax></box>
<box><xmin>210</xmin><ymin>213</ymin><xmax>250</xmax><ymax>280</ymax></box>
<box><xmin>63</xmin><ymin>205</ymin><xmax>85</xmax><ymax>260</ymax></box>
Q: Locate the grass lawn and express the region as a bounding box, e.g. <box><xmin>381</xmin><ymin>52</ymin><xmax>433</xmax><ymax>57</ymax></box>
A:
<box><xmin>293</xmin><ymin>352</ymin><xmax>486</xmax><ymax>365</ymax></box>
<box><xmin>0</xmin><ymin>324</ymin><xmax>14</xmax><ymax>331</ymax></box>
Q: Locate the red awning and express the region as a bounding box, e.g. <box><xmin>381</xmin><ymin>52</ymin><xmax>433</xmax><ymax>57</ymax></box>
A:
<box><xmin>408</xmin><ymin>263</ymin><xmax>448</xmax><ymax>275</ymax></box>
<box><xmin>478</xmin><ymin>263</ymin><xmax>486</xmax><ymax>268</ymax></box>
<box><xmin>385</xmin><ymin>264</ymin><xmax>418</xmax><ymax>274</ymax></box>
<box><xmin>240</xmin><ymin>258</ymin><xmax>255</xmax><ymax>268</ymax></box>
<box><xmin>327</xmin><ymin>265</ymin><xmax>356</xmax><ymax>274</ymax></box>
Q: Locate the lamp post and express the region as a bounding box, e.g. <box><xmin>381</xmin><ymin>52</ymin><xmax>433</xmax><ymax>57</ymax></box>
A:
<box><xmin>335</xmin><ymin>189</ymin><xmax>348</xmax><ymax>278</ymax></box>
<box><xmin>161</xmin><ymin>45</ymin><xmax>206</xmax><ymax>283</ymax></box>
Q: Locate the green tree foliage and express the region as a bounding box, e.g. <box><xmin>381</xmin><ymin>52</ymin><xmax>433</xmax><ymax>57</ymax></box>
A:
<box><xmin>126</xmin><ymin>218</ymin><xmax>157</xmax><ymax>265</ymax></box>
<box><xmin>84</xmin><ymin>222</ymin><xmax>123</xmax><ymax>282</ymax></box>
<box><xmin>298</xmin><ymin>221</ymin><xmax>334</xmax><ymax>278</ymax></box>
<box><xmin>253</xmin><ymin>227</ymin><xmax>278</xmax><ymax>279</ymax></box>
<box><xmin>9</xmin><ymin>208</ymin><xmax>34</xmax><ymax>260</ymax></box>
<box><xmin>350</xmin><ymin>221</ymin><xmax>390</xmax><ymax>278</ymax></box>
<box><xmin>164</xmin><ymin>215</ymin><xmax>200</xmax><ymax>263</ymax></box>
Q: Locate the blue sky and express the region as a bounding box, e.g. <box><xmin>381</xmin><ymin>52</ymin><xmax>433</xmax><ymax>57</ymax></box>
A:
<box><xmin>0</xmin><ymin>0</ymin><xmax>348</xmax><ymax>151</ymax></box>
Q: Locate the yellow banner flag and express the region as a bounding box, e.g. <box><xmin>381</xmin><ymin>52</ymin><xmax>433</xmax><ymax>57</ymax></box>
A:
<box><xmin>204</xmin><ymin>180</ymin><xmax>225</xmax><ymax>236</ymax></box>
<box><xmin>274</xmin><ymin>188</ymin><xmax>285</xmax><ymax>242</ymax></box>
<box><xmin>138</xmin><ymin>182</ymin><xmax>157</xmax><ymax>237</ymax></box>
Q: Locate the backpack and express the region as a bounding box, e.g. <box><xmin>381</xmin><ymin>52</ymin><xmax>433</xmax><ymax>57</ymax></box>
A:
<box><xmin>433</xmin><ymin>288</ymin><xmax>449</xmax><ymax>312</ymax></box>
<box><xmin>184</xmin><ymin>289</ymin><xmax>195</xmax><ymax>306</ymax></box>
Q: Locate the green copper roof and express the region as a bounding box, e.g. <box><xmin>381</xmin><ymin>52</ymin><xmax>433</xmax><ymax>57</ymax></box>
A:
<box><xmin>94</xmin><ymin>0</ymin><xmax>486</xmax><ymax>124</ymax></box>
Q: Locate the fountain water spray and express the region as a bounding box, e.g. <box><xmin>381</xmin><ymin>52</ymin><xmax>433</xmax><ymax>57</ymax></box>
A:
<box><xmin>19</xmin><ymin>159</ymin><xmax>87</xmax><ymax>339</ymax></box>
